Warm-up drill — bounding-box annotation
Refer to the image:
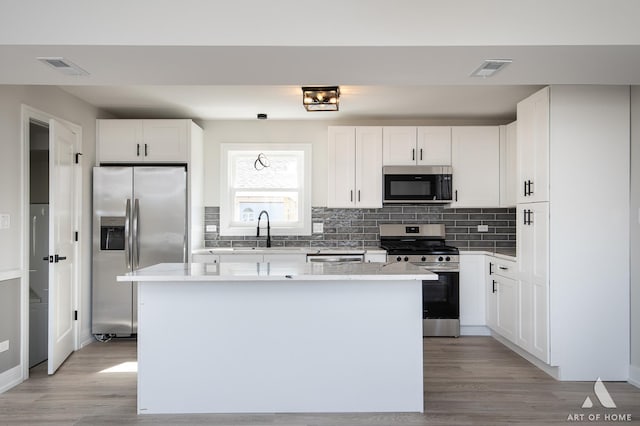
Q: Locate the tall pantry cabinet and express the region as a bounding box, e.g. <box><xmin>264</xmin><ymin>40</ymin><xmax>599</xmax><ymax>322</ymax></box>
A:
<box><xmin>515</xmin><ymin>86</ymin><xmax>630</xmax><ymax>381</ymax></box>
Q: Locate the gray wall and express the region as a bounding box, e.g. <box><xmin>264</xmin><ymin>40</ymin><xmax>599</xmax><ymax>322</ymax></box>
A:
<box><xmin>0</xmin><ymin>279</ymin><xmax>20</xmax><ymax>374</ymax></box>
<box><xmin>631</xmin><ymin>86</ymin><xmax>640</xmax><ymax>377</ymax></box>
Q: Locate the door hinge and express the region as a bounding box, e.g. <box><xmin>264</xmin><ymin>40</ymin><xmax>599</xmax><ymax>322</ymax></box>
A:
<box><xmin>75</xmin><ymin>231</ymin><xmax>79</xmax><ymax>241</ymax></box>
<box><xmin>75</xmin><ymin>152</ymin><xmax>83</xmax><ymax>164</ymax></box>
<box><xmin>74</xmin><ymin>310</ymin><xmax>78</xmax><ymax>321</ymax></box>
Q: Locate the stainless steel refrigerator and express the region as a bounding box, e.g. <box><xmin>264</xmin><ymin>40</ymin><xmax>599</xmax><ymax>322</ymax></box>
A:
<box><xmin>92</xmin><ymin>166</ymin><xmax>187</xmax><ymax>337</ymax></box>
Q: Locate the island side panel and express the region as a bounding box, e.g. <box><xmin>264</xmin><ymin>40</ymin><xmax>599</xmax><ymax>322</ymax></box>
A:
<box><xmin>137</xmin><ymin>279</ymin><xmax>424</xmax><ymax>414</ymax></box>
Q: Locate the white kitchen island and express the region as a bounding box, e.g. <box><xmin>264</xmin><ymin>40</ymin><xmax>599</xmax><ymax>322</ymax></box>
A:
<box><xmin>118</xmin><ymin>261</ymin><xmax>437</xmax><ymax>414</ymax></box>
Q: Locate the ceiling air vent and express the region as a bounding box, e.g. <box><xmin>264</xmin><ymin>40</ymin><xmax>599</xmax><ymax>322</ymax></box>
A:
<box><xmin>470</xmin><ymin>59</ymin><xmax>512</xmax><ymax>78</ymax></box>
<box><xmin>37</xmin><ymin>57</ymin><xmax>89</xmax><ymax>76</ymax></box>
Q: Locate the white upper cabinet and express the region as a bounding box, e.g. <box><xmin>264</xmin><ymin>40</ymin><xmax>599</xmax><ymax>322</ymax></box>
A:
<box><xmin>499</xmin><ymin>121</ymin><xmax>517</xmax><ymax>207</ymax></box>
<box><xmin>98</xmin><ymin>119</ymin><xmax>189</xmax><ymax>163</ymax></box>
<box><xmin>327</xmin><ymin>126</ymin><xmax>383</xmax><ymax>208</ymax></box>
<box><xmin>416</xmin><ymin>126</ymin><xmax>452</xmax><ymax>165</ymax></box>
<box><xmin>382</xmin><ymin>126</ymin><xmax>452</xmax><ymax>166</ymax></box>
<box><xmin>382</xmin><ymin>127</ymin><xmax>418</xmax><ymax>165</ymax></box>
<box><xmin>517</xmin><ymin>87</ymin><xmax>549</xmax><ymax>203</ymax></box>
<box><xmin>450</xmin><ymin>126</ymin><xmax>500</xmax><ymax>207</ymax></box>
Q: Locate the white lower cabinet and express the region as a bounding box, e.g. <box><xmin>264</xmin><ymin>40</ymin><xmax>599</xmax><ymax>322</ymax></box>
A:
<box><xmin>486</xmin><ymin>256</ymin><xmax>518</xmax><ymax>343</ymax></box>
<box><xmin>192</xmin><ymin>254</ymin><xmax>219</xmax><ymax>263</ymax></box>
<box><xmin>459</xmin><ymin>254</ymin><xmax>486</xmax><ymax>330</ymax></box>
<box><xmin>516</xmin><ymin>202</ymin><xmax>549</xmax><ymax>363</ymax></box>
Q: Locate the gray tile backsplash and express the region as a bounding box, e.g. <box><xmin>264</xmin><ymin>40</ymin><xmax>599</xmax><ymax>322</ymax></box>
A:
<box><xmin>204</xmin><ymin>206</ymin><xmax>516</xmax><ymax>250</ymax></box>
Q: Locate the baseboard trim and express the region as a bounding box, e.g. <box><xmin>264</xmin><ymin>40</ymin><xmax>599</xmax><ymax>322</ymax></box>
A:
<box><xmin>0</xmin><ymin>365</ymin><xmax>23</xmax><ymax>394</ymax></box>
<box><xmin>79</xmin><ymin>333</ymin><xmax>94</xmax><ymax>349</ymax></box>
<box><xmin>491</xmin><ymin>332</ymin><xmax>559</xmax><ymax>380</ymax></box>
<box><xmin>460</xmin><ymin>325</ymin><xmax>491</xmax><ymax>336</ymax></box>
<box><xmin>629</xmin><ymin>364</ymin><xmax>640</xmax><ymax>388</ymax></box>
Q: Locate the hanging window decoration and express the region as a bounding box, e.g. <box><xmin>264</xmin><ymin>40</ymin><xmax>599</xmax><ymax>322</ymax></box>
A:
<box><xmin>254</xmin><ymin>153</ymin><xmax>270</xmax><ymax>171</ymax></box>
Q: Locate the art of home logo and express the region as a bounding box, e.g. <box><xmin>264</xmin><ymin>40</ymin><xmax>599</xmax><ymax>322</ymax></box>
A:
<box><xmin>566</xmin><ymin>377</ymin><xmax>633</xmax><ymax>422</ymax></box>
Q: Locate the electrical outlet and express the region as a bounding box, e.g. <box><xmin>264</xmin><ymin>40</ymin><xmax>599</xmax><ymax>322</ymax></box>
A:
<box><xmin>312</xmin><ymin>222</ymin><xmax>324</xmax><ymax>233</ymax></box>
<box><xmin>477</xmin><ymin>224</ymin><xmax>489</xmax><ymax>232</ymax></box>
<box><xmin>205</xmin><ymin>225</ymin><xmax>217</xmax><ymax>233</ymax></box>
<box><xmin>0</xmin><ymin>340</ymin><xmax>9</xmax><ymax>353</ymax></box>
<box><xmin>0</xmin><ymin>214</ymin><xmax>9</xmax><ymax>229</ymax></box>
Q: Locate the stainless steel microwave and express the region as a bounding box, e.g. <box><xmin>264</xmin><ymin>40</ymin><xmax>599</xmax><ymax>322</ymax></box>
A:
<box><xmin>383</xmin><ymin>166</ymin><xmax>453</xmax><ymax>204</ymax></box>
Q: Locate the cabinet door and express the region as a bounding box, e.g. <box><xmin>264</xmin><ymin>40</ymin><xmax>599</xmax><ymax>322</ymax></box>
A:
<box><xmin>263</xmin><ymin>254</ymin><xmax>306</xmax><ymax>263</ymax></box>
<box><xmin>143</xmin><ymin>120</ymin><xmax>189</xmax><ymax>162</ymax></box>
<box><xmin>97</xmin><ymin>119</ymin><xmax>143</xmax><ymax>163</ymax></box>
<box><xmin>485</xmin><ymin>257</ymin><xmax>498</xmax><ymax>330</ymax></box>
<box><xmin>382</xmin><ymin>126</ymin><xmax>417</xmax><ymax>165</ymax></box>
<box><xmin>516</xmin><ymin>202</ymin><xmax>549</xmax><ymax>362</ymax></box>
<box><xmin>416</xmin><ymin>126</ymin><xmax>451</xmax><ymax>165</ymax></box>
<box><xmin>459</xmin><ymin>254</ymin><xmax>486</xmax><ymax>327</ymax></box>
<box><xmin>451</xmin><ymin>126</ymin><xmax>500</xmax><ymax>207</ymax></box>
<box><xmin>355</xmin><ymin>127</ymin><xmax>383</xmax><ymax>208</ymax></box>
<box><xmin>192</xmin><ymin>254</ymin><xmax>219</xmax><ymax>263</ymax></box>
<box><xmin>499</xmin><ymin>122</ymin><xmax>517</xmax><ymax>207</ymax></box>
<box><xmin>496</xmin><ymin>276</ymin><xmax>518</xmax><ymax>342</ymax></box>
<box><xmin>517</xmin><ymin>87</ymin><xmax>549</xmax><ymax>203</ymax></box>
<box><xmin>218</xmin><ymin>254</ymin><xmax>263</xmax><ymax>263</ymax></box>
<box><xmin>327</xmin><ymin>127</ymin><xmax>356</xmax><ymax>207</ymax></box>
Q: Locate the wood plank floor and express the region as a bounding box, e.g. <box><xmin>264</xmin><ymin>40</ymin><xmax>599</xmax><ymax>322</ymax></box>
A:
<box><xmin>0</xmin><ymin>337</ymin><xmax>638</xmax><ymax>425</ymax></box>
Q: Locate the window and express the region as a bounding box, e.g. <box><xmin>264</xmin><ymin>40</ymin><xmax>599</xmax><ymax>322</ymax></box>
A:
<box><xmin>220</xmin><ymin>143</ymin><xmax>312</xmax><ymax>236</ymax></box>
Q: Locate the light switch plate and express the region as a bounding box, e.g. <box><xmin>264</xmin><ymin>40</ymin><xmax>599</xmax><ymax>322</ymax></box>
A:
<box><xmin>0</xmin><ymin>214</ymin><xmax>9</xmax><ymax>229</ymax></box>
<box><xmin>0</xmin><ymin>340</ymin><xmax>9</xmax><ymax>353</ymax></box>
<box><xmin>205</xmin><ymin>225</ymin><xmax>217</xmax><ymax>233</ymax></box>
<box><xmin>477</xmin><ymin>224</ymin><xmax>489</xmax><ymax>232</ymax></box>
<box><xmin>313</xmin><ymin>222</ymin><xmax>324</xmax><ymax>233</ymax></box>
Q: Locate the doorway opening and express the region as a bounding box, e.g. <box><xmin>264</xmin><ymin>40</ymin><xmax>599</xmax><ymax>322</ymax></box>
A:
<box><xmin>28</xmin><ymin>120</ymin><xmax>49</xmax><ymax>369</ymax></box>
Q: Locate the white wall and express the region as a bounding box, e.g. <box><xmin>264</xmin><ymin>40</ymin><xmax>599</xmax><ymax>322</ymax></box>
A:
<box><xmin>549</xmin><ymin>85</ymin><xmax>630</xmax><ymax>380</ymax></box>
<box><xmin>203</xmin><ymin>118</ymin><xmax>506</xmax><ymax>207</ymax></box>
<box><xmin>630</xmin><ymin>86</ymin><xmax>640</xmax><ymax>386</ymax></box>
<box><xmin>0</xmin><ymin>85</ymin><xmax>104</xmax><ymax>391</ymax></box>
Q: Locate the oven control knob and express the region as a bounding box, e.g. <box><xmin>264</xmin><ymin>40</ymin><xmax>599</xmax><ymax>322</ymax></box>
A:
<box><xmin>396</xmin><ymin>256</ymin><xmax>402</xmax><ymax>262</ymax></box>
<box><xmin>445</xmin><ymin>256</ymin><xmax>451</xmax><ymax>262</ymax></box>
<box><xmin>421</xmin><ymin>256</ymin><xmax>426</xmax><ymax>262</ymax></box>
<box><xmin>404</xmin><ymin>256</ymin><xmax>409</xmax><ymax>262</ymax></box>
<box><xmin>438</xmin><ymin>256</ymin><xmax>444</xmax><ymax>262</ymax></box>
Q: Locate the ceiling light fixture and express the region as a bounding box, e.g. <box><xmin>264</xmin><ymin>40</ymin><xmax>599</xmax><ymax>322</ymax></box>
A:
<box><xmin>37</xmin><ymin>57</ymin><xmax>90</xmax><ymax>76</ymax></box>
<box><xmin>470</xmin><ymin>59</ymin><xmax>512</xmax><ymax>78</ymax></box>
<box><xmin>302</xmin><ymin>86</ymin><xmax>340</xmax><ymax>111</ymax></box>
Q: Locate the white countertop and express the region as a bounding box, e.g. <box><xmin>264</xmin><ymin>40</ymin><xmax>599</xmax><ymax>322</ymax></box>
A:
<box><xmin>459</xmin><ymin>250</ymin><xmax>517</xmax><ymax>261</ymax></box>
<box><xmin>192</xmin><ymin>247</ymin><xmax>386</xmax><ymax>255</ymax></box>
<box><xmin>118</xmin><ymin>261</ymin><xmax>438</xmax><ymax>282</ymax></box>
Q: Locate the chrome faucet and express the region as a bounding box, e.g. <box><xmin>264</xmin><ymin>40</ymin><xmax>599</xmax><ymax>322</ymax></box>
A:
<box><xmin>257</xmin><ymin>210</ymin><xmax>271</xmax><ymax>248</ymax></box>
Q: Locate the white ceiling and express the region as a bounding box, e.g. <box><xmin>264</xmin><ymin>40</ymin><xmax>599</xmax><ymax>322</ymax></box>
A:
<box><xmin>2</xmin><ymin>1</ymin><xmax>640</xmax><ymax>121</ymax></box>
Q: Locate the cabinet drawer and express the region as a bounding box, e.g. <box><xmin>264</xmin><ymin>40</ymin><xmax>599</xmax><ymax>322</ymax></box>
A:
<box><xmin>488</xmin><ymin>257</ymin><xmax>516</xmax><ymax>280</ymax></box>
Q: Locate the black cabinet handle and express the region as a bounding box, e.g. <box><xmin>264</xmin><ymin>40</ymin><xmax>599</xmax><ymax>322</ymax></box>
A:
<box><xmin>489</xmin><ymin>262</ymin><xmax>494</xmax><ymax>275</ymax></box>
<box><xmin>144</xmin><ymin>143</ymin><xmax>148</xmax><ymax>156</ymax></box>
<box><xmin>358</xmin><ymin>190</ymin><xmax>361</xmax><ymax>202</ymax></box>
<box><xmin>54</xmin><ymin>254</ymin><xmax>67</xmax><ymax>262</ymax></box>
<box><xmin>455</xmin><ymin>190</ymin><xmax>458</xmax><ymax>202</ymax></box>
<box><xmin>420</xmin><ymin>148</ymin><xmax>423</xmax><ymax>161</ymax></box>
<box><xmin>43</xmin><ymin>256</ymin><xmax>50</xmax><ymax>262</ymax></box>
<box><xmin>528</xmin><ymin>180</ymin><xmax>533</xmax><ymax>196</ymax></box>
<box><xmin>524</xmin><ymin>181</ymin><xmax>527</xmax><ymax>197</ymax></box>
<box><xmin>499</xmin><ymin>266</ymin><xmax>508</xmax><ymax>270</ymax></box>
<box><xmin>492</xmin><ymin>280</ymin><xmax>497</xmax><ymax>293</ymax></box>
<box><xmin>136</xmin><ymin>143</ymin><xmax>140</xmax><ymax>156</ymax></box>
<box><xmin>412</xmin><ymin>148</ymin><xmax>415</xmax><ymax>161</ymax></box>
<box><xmin>350</xmin><ymin>190</ymin><xmax>353</xmax><ymax>202</ymax></box>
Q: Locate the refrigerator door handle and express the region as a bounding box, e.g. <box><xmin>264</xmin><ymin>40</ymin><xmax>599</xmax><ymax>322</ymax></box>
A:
<box><xmin>32</xmin><ymin>215</ymin><xmax>37</xmax><ymax>257</ymax></box>
<box><xmin>133</xmin><ymin>198</ymin><xmax>140</xmax><ymax>269</ymax></box>
<box><xmin>125</xmin><ymin>199</ymin><xmax>132</xmax><ymax>269</ymax></box>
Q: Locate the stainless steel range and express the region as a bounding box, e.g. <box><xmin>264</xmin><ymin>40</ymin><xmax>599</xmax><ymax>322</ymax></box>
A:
<box><xmin>379</xmin><ymin>224</ymin><xmax>460</xmax><ymax>337</ymax></box>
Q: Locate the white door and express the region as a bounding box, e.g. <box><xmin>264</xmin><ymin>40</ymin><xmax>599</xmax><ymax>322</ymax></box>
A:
<box><xmin>47</xmin><ymin>119</ymin><xmax>77</xmax><ymax>375</ymax></box>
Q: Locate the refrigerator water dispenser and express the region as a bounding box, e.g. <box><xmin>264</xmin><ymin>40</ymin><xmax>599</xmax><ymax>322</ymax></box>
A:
<box><xmin>100</xmin><ymin>216</ymin><xmax>125</xmax><ymax>250</ymax></box>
